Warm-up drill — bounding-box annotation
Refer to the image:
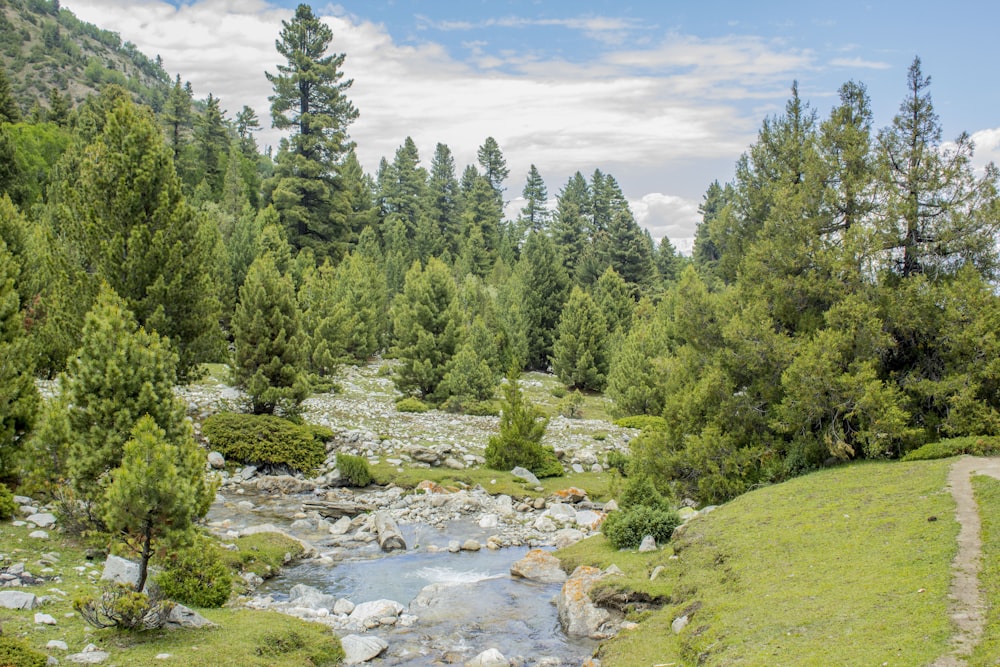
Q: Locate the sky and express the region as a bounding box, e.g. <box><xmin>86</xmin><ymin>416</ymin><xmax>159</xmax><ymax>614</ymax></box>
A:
<box><xmin>61</xmin><ymin>0</ymin><xmax>1000</xmax><ymax>251</ymax></box>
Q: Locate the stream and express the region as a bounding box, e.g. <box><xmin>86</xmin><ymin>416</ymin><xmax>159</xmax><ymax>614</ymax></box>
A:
<box><xmin>208</xmin><ymin>490</ymin><xmax>599</xmax><ymax>665</ymax></box>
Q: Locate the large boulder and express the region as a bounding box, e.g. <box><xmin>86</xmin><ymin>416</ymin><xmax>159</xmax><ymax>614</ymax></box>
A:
<box><xmin>252</xmin><ymin>475</ymin><xmax>316</xmax><ymax>495</ymax></box>
<box><xmin>348</xmin><ymin>599</ymin><xmax>403</xmax><ymax>627</ymax></box>
<box><xmin>557</xmin><ymin>566</ymin><xmax>611</xmax><ymax>638</ymax></box>
<box><xmin>288</xmin><ymin>584</ymin><xmax>339</xmax><ymax>610</ymax></box>
<box><xmin>100</xmin><ymin>554</ymin><xmax>141</xmax><ymax>588</ymax></box>
<box><xmin>511</xmin><ymin>467</ymin><xmax>540</xmax><ymax>486</ymax></box>
<box><xmin>26</xmin><ymin>512</ymin><xmax>57</xmax><ymax>528</ymax></box>
<box><xmin>0</xmin><ymin>590</ymin><xmax>39</xmax><ymax>609</ymax></box>
<box><xmin>341</xmin><ymin>634</ymin><xmax>388</xmax><ymax>665</ymax></box>
<box><xmin>509</xmin><ymin>549</ymin><xmax>567</xmax><ymax>584</ymax></box>
<box><xmin>164</xmin><ymin>603</ymin><xmax>215</xmax><ymax>629</ymax></box>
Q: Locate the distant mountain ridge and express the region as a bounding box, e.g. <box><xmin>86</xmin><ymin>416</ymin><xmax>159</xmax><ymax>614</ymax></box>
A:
<box><xmin>0</xmin><ymin>0</ymin><xmax>172</xmax><ymax>116</ymax></box>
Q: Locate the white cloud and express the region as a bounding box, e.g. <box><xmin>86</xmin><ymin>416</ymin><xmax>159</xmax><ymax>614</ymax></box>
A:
<box><xmin>630</xmin><ymin>192</ymin><xmax>701</xmax><ymax>247</ymax></box>
<box><xmin>971</xmin><ymin>127</ymin><xmax>1000</xmax><ymax>170</ymax></box>
<box><xmin>830</xmin><ymin>56</ymin><xmax>891</xmax><ymax>70</ymax></box>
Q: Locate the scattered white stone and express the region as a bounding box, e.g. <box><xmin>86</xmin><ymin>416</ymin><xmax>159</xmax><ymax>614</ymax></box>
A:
<box><xmin>334</xmin><ymin>598</ymin><xmax>355</xmax><ymax>615</ymax></box>
<box><xmin>34</xmin><ymin>612</ymin><xmax>57</xmax><ymax>625</ymax></box>
<box><xmin>46</xmin><ymin>640</ymin><xmax>68</xmax><ymax>651</ymax></box>
<box><xmin>638</xmin><ymin>535</ymin><xmax>657</xmax><ymax>552</ymax></box>
<box><xmin>27</xmin><ymin>513</ymin><xmax>57</xmax><ymax>528</ymax></box>
<box><xmin>672</xmin><ymin>614</ymin><xmax>689</xmax><ymax>634</ymax></box>
<box><xmin>29</xmin><ymin>530</ymin><xmax>49</xmax><ymax>539</ymax></box>
<box><xmin>329</xmin><ymin>516</ymin><xmax>353</xmax><ymax>535</ymax></box>
<box><xmin>466</xmin><ymin>647</ymin><xmax>510</xmax><ymax>667</ymax></box>
<box><xmin>67</xmin><ymin>644</ymin><xmax>110</xmax><ymax>664</ymax></box>
<box><xmin>478</xmin><ymin>513</ymin><xmax>498</xmax><ymax>529</ymax></box>
<box><xmin>511</xmin><ymin>467</ymin><xmax>540</xmax><ymax>486</ymax></box>
<box><xmin>461</xmin><ymin>539</ymin><xmax>481</xmax><ymax>552</ymax></box>
<box><xmin>341</xmin><ymin>634</ymin><xmax>388</xmax><ymax>665</ymax></box>
<box><xmin>0</xmin><ymin>591</ymin><xmax>39</xmax><ymax>609</ymax></box>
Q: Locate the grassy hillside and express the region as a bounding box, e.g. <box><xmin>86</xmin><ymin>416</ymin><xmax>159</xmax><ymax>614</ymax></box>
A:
<box><xmin>0</xmin><ymin>0</ymin><xmax>171</xmax><ymax>115</ymax></box>
<box><xmin>559</xmin><ymin>459</ymin><xmax>963</xmax><ymax>665</ymax></box>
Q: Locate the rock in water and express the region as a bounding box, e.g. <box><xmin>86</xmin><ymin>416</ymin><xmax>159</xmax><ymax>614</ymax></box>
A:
<box><xmin>374</xmin><ymin>511</ymin><xmax>406</xmax><ymax>552</ymax></box>
<box><xmin>510</xmin><ymin>549</ymin><xmax>567</xmax><ymax>584</ymax></box>
<box><xmin>466</xmin><ymin>648</ymin><xmax>510</xmax><ymax>666</ymax></box>
<box><xmin>557</xmin><ymin>566</ymin><xmax>611</xmax><ymax>638</ymax></box>
<box><xmin>341</xmin><ymin>634</ymin><xmax>388</xmax><ymax>664</ymax></box>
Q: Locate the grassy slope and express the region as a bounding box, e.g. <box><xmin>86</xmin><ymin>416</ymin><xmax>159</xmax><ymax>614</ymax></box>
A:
<box><xmin>971</xmin><ymin>474</ymin><xmax>1000</xmax><ymax>665</ymax></box>
<box><xmin>560</xmin><ymin>459</ymin><xmax>960</xmax><ymax>666</ymax></box>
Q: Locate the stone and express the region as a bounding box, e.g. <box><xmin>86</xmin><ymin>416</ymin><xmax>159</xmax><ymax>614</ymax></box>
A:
<box><xmin>348</xmin><ymin>599</ymin><xmax>403</xmax><ymax>627</ymax></box>
<box><xmin>638</xmin><ymin>535</ymin><xmax>657</xmax><ymax>552</ymax></box>
<box><xmin>545</xmin><ymin>503</ymin><xmax>577</xmax><ymax>523</ymax></box>
<box><xmin>288</xmin><ymin>584</ymin><xmax>338</xmax><ymax>610</ymax></box>
<box><xmin>532</xmin><ymin>516</ymin><xmax>557</xmax><ymax>533</ymax></box>
<box><xmin>571</xmin><ymin>463</ymin><xmax>585</xmax><ymax>474</ymax></box>
<box><xmin>650</xmin><ymin>565</ymin><xmax>664</xmax><ymax>581</ymax></box>
<box><xmin>466</xmin><ymin>648</ymin><xmax>510</xmax><ymax>667</ymax></box>
<box><xmin>329</xmin><ymin>516</ymin><xmax>353</xmax><ymax>535</ymax></box>
<box><xmin>591</xmin><ymin>463</ymin><xmax>603</xmax><ymax>473</ymax></box>
<box><xmin>47</xmin><ymin>640</ymin><xmax>69</xmax><ymax>651</ymax></box>
<box><xmin>478</xmin><ymin>513</ymin><xmax>499</xmax><ymax>529</ymax></box>
<box><xmin>67</xmin><ymin>644</ymin><xmax>110</xmax><ymax>664</ymax></box>
<box><xmin>511</xmin><ymin>467</ymin><xmax>540</xmax><ymax>486</ymax></box>
<box><xmin>100</xmin><ymin>555</ymin><xmax>141</xmax><ymax>588</ymax></box>
<box><xmin>447</xmin><ymin>540</ymin><xmax>461</xmax><ymax>553</ymax></box>
<box><xmin>407</xmin><ymin>446</ymin><xmax>441</xmax><ymax>465</ymax></box>
<box><xmin>557</xmin><ymin>566</ymin><xmax>611</xmax><ymax>638</ymax></box>
<box><xmin>27</xmin><ymin>512</ymin><xmax>57</xmax><ymax>528</ymax></box>
<box><xmin>575</xmin><ymin>510</ymin><xmax>605</xmax><ymax>530</ymax></box>
<box><xmin>532</xmin><ymin>497</ymin><xmax>547</xmax><ymax>510</ymax></box>
<box><xmin>341</xmin><ymin>634</ymin><xmax>388</xmax><ymax>665</ymax></box>
<box><xmin>552</xmin><ymin>528</ymin><xmax>585</xmax><ymax>549</ymax></box>
<box><xmin>602</xmin><ymin>499</ymin><xmax>619</xmax><ymax>512</ymax></box>
<box><xmin>677</xmin><ymin>506</ymin><xmax>698</xmax><ymax>521</ymax></box>
<box><xmin>207</xmin><ymin>451</ymin><xmax>226</xmax><ymax>469</ymax></box>
<box><xmin>0</xmin><ymin>590</ymin><xmax>39</xmax><ymax>609</ymax></box>
<box><xmin>164</xmin><ymin>603</ymin><xmax>215</xmax><ymax>629</ymax></box>
<box><xmin>552</xmin><ymin>487</ymin><xmax>588</xmax><ymax>503</ymax></box>
<box><xmin>672</xmin><ymin>614</ymin><xmax>689</xmax><ymax>634</ymax></box>
<box><xmin>253</xmin><ymin>475</ymin><xmax>316</xmax><ymax>495</ymax></box>
<box><xmin>510</xmin><ymin>549</ymin><xmax>567</xmax><ymax>583</ymax></box>
<box><xmin>333</xmin><ymin>598</ymin><xmax>355</xmax><ymax>615</ymax></box>
<box><xmin>155</xmin><ymin>654</ymin><xmax>172</xmax><ymax>660</ymax></box>
<box><xmin>461</xmin><ymin>539</ymin><xmax>482</xmax><ymax>552</ymax></box>
<box><xmin>443</xmin><ymin>456</ymin><xmax>465</xmax><ymax>470</ymax></box>
<box><xmin>29</xmin><ymin>530</ymin><xmax>49</xmax><ymax>539</ymax></box>
<box><xmin>34</xmin><ymin>612</ymin><xmax>57</xmax><ymax>625</ymax></box>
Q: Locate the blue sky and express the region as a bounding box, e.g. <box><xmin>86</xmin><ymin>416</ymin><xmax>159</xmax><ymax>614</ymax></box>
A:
<box><xmin>63</xmin><ymin>0</ymin><xmax>1000</xmax><ymax>248</ymax></box>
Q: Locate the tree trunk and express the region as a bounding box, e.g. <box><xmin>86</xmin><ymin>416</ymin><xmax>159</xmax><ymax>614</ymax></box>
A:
<box><xmin>373</xmin><ymin>511</ymin><xmax>406</xmax><ymax>552</ymax></box>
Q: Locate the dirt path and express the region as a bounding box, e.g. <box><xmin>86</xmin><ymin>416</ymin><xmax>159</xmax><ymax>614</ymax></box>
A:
<box><xmin>932</xmin><ymin>456</ymin><xmax>1000</xmax><ymax>666</ymax></box>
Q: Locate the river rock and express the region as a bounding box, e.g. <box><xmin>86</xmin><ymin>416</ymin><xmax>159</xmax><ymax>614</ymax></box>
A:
<box><xmin>638</xmin><ymin>535</ymin><xmax>657</xmax><ymax>552</ymax></box>
<box><xmin>545</xmin><ymin>503</ymin><xmax>577</xmax><ymax>523</ymax></box>
<box><xmin>348</xmin><ymin>599</ymin><xmax>403</xmax><ymax>627</ymax></box>
<box><xmin>553</xmin><ymin>528</ymin><xmax>586</xmax><ymax>549</ymax></box>
<box><xmin>511</xmin><ymin>467</ymin><xmax>540</xmax><ymax>486</ymax></box>
<box><xmin>462</xmin><ymin>539</ymin><xmax>482</xmax><ymax>552</ymax></box>
<box><xmin>466</xmin><ymin>648</ymin><xmax>510</xmax><ymax>667</ymax></box>
<box><xmin>330</xmin><ymin>516</ymin><xmax>353</xmax><ymax>535</ymax></box>
<box><xmin>374</xmin><ymin>511</ymin><xmax>406</xmax><ymax>552</ymax></box>
<box><xmin>557</xmin><ymin>566</ymin><xmax>611</xmax><ymax>638</ymax></box>
<box><xmin>67</xmin><ymin>644</ymin><xmax>110</xmax><ymax>664</ymax></box>
<box><xmin>0</xmin><ymin>591</ymin><xmax>39</xmax><ymax>609</ymax></box>
<box><xmin>552</xmin><ymin>487</ymin><xmax>588</xmax><ymax>503</ymax></box>
<box><xmin>603</xmin><ymin>499</ymin><xmax>619</xmax><ymax>512</ymax></box>
<box><xmin>207</xmin><ymin>451</ymin><xmax>225</xmax><ymax>469</ymax></box>
<box><xmin>26</xmin><ymin>512</ymin><xmax>57</xmax><ymax>528</ymax></box>
<box><xmin>288</xmin><ymin>584</ymin><xmax>339</xmax><ymax>610</ymax></box>
<box><xmin>533</xmin><ymin>516</ymin><xmax>556</xmax><ymax>533</ymax></box>
<box><xmin>575</xmin><ymin>510</ymin><xmax>605</xmax><ymax>530</ymax></box>
<box><xmin>165</xmin><ymin>603</ymin><xmax>215</xmax><ymax>629</ymax></box>
<box><xmin>478</xmin><ymin>513</ymin><xmax>498</xmax><ymax>529</ymax></box>
<box><xmin>341</xmin><ymin>634</ymin><xmax>388</xmax><ymax>665</ymax></box>
<box><xmin>334</xmin><ymin>598</ymin><xmax>355</xmax><ymax>615</ymax></box>
<box><xmin>510</xmin><ymin>549</ymin><xmax>566</xmax><ymax>583</ymax></box>
<box><xmin>253</xmin><ymin>475</ymin><xmax>316</xmax><ymax>495</ymax></box>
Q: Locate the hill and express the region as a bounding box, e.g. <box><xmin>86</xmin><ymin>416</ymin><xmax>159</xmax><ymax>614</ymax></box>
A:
<box><xmin>0</xmin><ymin>0</ymin><xmax>171</xmax><ymax>116</ymax></box>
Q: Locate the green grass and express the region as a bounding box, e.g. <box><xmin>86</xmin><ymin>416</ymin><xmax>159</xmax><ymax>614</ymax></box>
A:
<box><xmin>571</xmin><ymin>459</ymin><xmax>957</xmax><ymax>666</ymax></box>
<box><xmin>970</xmin><ymin>474</ymin><xmax>1000</xmax><ymax>665</ymax></box>
<box><xmin>519</xmin><ymin>371</ymin><xmax>614</xmax><ymax>421</ymax></box>
<box><xmin>0</xmin><ymin>524</ymin><xmax>341</xmax><ymax>666</ymax></box>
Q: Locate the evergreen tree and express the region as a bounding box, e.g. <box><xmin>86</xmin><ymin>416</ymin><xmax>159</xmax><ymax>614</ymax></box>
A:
<box><xmin>59</xmin><ymin>286</ymin><xmax>190</xmax><ymax>505</ymax></box>
<box><xmin>601</xmin><ymin>207</ymin><xmax>657</xmax><ymax>291</ymax></box>
<box><xmin>162</xmin><ymin>74</ymin><xmax>193</xmax><ymax>165</ymax></box>
<box><xmin>196</xmin><ymin>93</ymin><xmax>228</xmax><ymax>197</ymax></box>
<box><xmin>518</xmin><ymin>231</ymin><xmax>570</xmax><ymax>370</ymax></box>
<box><xmin>656</xmin><ymin>236</ymin><xmax>684</xmax><ymax>284</ymax></box>
<box><xmin>476</xmin><ymin>136</ymin><xmax>509</xmax><ymax>208</ymax></box>
<box><xmin>340</xmin><ymin>148</ymin><xmax>379</xmax><ymax>243</ymax></box>
<box><xmin>457</xmin><ymin>175</ymin><xmax>502</xmax><ymax>277</ymax></box>
<box><xmin>606</xmin><ymin>302</ymin><xmax>669</xmax><ymax>416</ymax></box>
<box><xmin>552</xmin><ymin>286</ymin><xmax>609</xmax><ymax>391</ymax></box>
<box><xmin>234</xmin><ymin>105</ymin><xmax>261</xmax><ymax>157</ymax></box>
<box><xmin>423</xmin><ymin>143</ymin><xmax>460</xmax><ymax>258</ymax></box>
<box><xmin>484</xmin><ymin>373</ymin><xmax>560</xmax><ymax>477</ymax></box>
<box><xmin>390</xmin><ymin>258</ymin><xmax>461</xmax><ymax>400</ymax></box>
<box><xmin>54</xmin><ymin>95</ymin><xmax>222</xmax><ymax>379</ymax></box>
<box><xmin>46</xmin><ymin>87</ymin><xmax>71</xmax><ymax>127</ymax></box>
<box><xmin>592</xmin><ymin>266</ymin><xmax>635</xmax><ymax>337</ymax></box>
<box><xmin>439</xmin><ymin>316</ymin><xmax>500</xmax><ymax>411</ymax></box>
<box><xmin>551</xmin><ymin>172</ymin><xmax>591</xmax><ymax>278</ymax></box>
<box><xmin>0</xmin><ymin>238</ymin><xmax>37</xmax><ymax>478</ymax></box>
<box><xmin>233</xmin><ymin>253</ymin><xmax>309</xmax><ymax>415</ymax></box>
<box><xmin>103</xmin><ymin>415</ymin><xmax>213</xmax><ymax>592</ymax></box>
<box><xmin>519</xmin><ymin>164</ymin><xmax>549</xmax><ymax>234</ymax></box>
<box><xmin>267</xmin><ymin>3</ymin><xmax>359</xmax><ymax>260</ymax></box>
<box><xmin>0</xmin><ymin>65</ymin><xmax>21</xmax><ymax>124</ymax></box>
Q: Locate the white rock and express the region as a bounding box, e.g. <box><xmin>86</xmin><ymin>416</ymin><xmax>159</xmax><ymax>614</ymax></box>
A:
<box><xmin>478</xmin><ymin>513</ymin><xmax>498</xmax><ymax>529</ymax></box>
<box><xmin>0</xmin><ymin>591</ymin><xmax>39</xmax><ymax>609</ymax></box>
<box><xmin>672</xmin><ymin>614</ymin><xmax>689</xmax><ymax>634</ymax></box>
<box><xmin>466</xmin><ymin>647</ymin><xmax>510</xmax><ymax>667</ymax></box>
<box><xmin>545</xmin><ymin>503</ymin><xmax>577</xmax><ymax>523</ymax></box>
<box><xmin>27</xmin><ymin>512</ymin><xmax>57</xmax><ymax>528</ymax></box>
<box><xmin>348</xmin><ymin>599</ymin><xmax>403</xmax><ymax>627</ymax></box>
<box><xmin>533</xmin><ymin>516</ymin><xmax>557</xmax><ymax>533</ymax></box>
<box><xmin>333</xmin><ymin>598</ymin><xmax>355</xmax><ymax>615</ymax></box>
<box><xmin>29</xmin><ymin>530</ymin><xmax>49</xmax><ymax>539</ymax></box>
<box><xmin>638</xmin><ymin>535</ymin><xmax>657</xmax><ymax>552</ymax></box>
<box><xmin>341</xmin><ymin>634</ymin><xmax>388</xmax><ymax>665</ymax></box>
<box><xmin>100</xmin><ymin>555</ymin><xmax>141</xmax><ymax>588</ymax></box>
<box><xmin>34</xmin><ymin>612</ymin><xmax>57</xmax><ymax>625</ymax></box>
<box><xmin>603</xmin><ymin>499</ymin><xmax>619</xmax><ymax>512</ymax></box>
<box><xmin>207</xmin><ymin>451</ymin><xmax>226</xmax><ymax>469</ymax></box>
<box><xmin>47</xmin><ymin>640</ymin><xmax>69</xmax><ymax>651</ymax></box>
<box><xmin>329</xmin><ymin>516</ymin><xmax>353</xmax><ymax>535</ymax></box>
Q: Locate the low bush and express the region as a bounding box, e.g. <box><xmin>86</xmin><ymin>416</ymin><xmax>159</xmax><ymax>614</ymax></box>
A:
<box><xmin>556</xmin><ymin>391</ymin><xmax>584</xmax><ymax>418</ymax></box>
<box><xmin>464</xmin><ymin>400</ymin><xmax>500</xmax><ymax>417</ymax></box>
<box><xmin>155</xmin><ymin>536</ymin><xmax>233</xmax><ymax>608</ymax></box>
<box><xmin>605</xmin><ymin>450</ymin><xmax>631</xmax><ymax>477</ymax></box>
<box><xmin>396</xmin><ymin>397</ymin><xmax>430</xmax><ymax>413</ymax></box>
<box><xmin>620</xmin><ymin>475</ymin><xmax>672</xmax><ymax>511</ymax></box>
<box><xmin>902</xmin><ymin>436</ymin><xmax>1000</xmax><ymax>461</ymax></box>
<box><xmin>0</xmin><ymin>482</ymin><xmax>15</xmax><ymax>519</ymax></box>
<box><xmin>74</xmin><ymin>582</ymin><xmax>174</xmax><ymax>630</ymax></box>
<box><xmin>201</xmin><ymin>413</ymin><xmax>327</xmax><ymax>473</ymax></box>
<box><xmin>336</xmin><ymin>453</ymin><xmax>373</xmax><ymax>487</ymax></box>
<box><xmin>550</xmin><ymin>386</ymin><xmax>567</xmax><ymax>399</ymax></box>
<box><xmin>218</xmin><ymin>532</ymin><xmax>306</xmax><ymax>583</ymax></box>
<box><xmin>0</xmin><ymin>635</ymin><xmax>48</xmax><ymax>667</ymax></box>
<box><xmin>613</xmin><ymin>415</ymin><xmax>668</xmax><ymax>431</ymax></box>
<box><xmin>603</xmin><ymin>505</ymin><xmax>681</xmax><ymax>550</ymax></box>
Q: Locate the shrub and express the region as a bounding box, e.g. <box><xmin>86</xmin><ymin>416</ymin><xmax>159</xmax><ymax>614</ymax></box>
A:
<box><xmin>0</xmin><ymin>636</ymin><xmax>48</xmax><ymax>667</ymax></box>
<box><xmin>550</xmin><ymin>386</ymin><xmax>567</xmax><ymax>399</ymax></box>
<box><xmin>396</xmin><ymin>397</ymin><xmax>430</xmax><ymax>413</ymax></box>
<box><xmin>155</xmin><ymin>536</ymin><xmax>233</xmax><ymax>608</ymax></box>
<box><xmin>465</xmin><ymin>400</ymin><xmax>500</xmax><ymax>417</ymax></box>
<box><xmin>485</xmin><ymin>375</ymin><xmax>563</xmax><ymax>478</ymax></box>
<box><xmin>201</xmin><ymin>412</ymin><xmax>326</xmax><ymax>473</ymax></box>
<box><xmin>556</xmin><ymin>391</ymin><xmax>584</xmax><ymax>418</ymax></box>
<box><xmin>74</xmin><ymin>582</ymin><xmax>174</xmax><ymax>630</ymax></box>
<box><xmin>603</xmin><ymin>505</ymin><xmax>681</xmax><ymax>550</ymax></box>
<box><xmin>336</xmin><ymin>453</ymin><xmax>373</xmax><ymax>487</ymax></box>
<box><xmin>613</xmin><ymin>415</ymin><xmax>668</xmax><ymax>431</ymax></box>
<box><xmin>902</xmin><ymin>436</ymin><xmax>1000</xmax><ymax>461</ymax></box>
<box><xmin>620</xmin><ymin>475</ymin><xmax>671</xmax><ymax>511</ymax></box>
<box><xmin>0</xmin><ymin>483</ymin><xmax>15</xmax><ymax>519</ymax></box>
<box><xmin>605</xmin><ymin>451</ymin><xmax>631</xmax><ymax>477</ymax></box>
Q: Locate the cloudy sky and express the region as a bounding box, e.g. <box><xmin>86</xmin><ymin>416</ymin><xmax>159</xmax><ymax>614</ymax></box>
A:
<box><xmin>62</xmin><ymin>0</ymin><xmax>1000</xmax><ymax>251</ymax></box>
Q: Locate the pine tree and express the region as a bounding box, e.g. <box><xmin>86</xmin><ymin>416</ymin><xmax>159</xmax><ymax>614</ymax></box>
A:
<box><xmin>439</xmin><ymin>316</ymin><xmax>500</xmax><ymax>411</ymax></box>
<box><xmin>59</xmin><ymin>286</ymin><xmax>190</xmax><ymax>504</ymax></box>
<box><xmin>233</xmin><ymin>253</ymin><xmax>309</xmax><ymax>415</ymax></box>
<box><xmin>103</xmin><ymin>415</ymin><xmax>213</xmax><ymax>592</ymax></box>
<box><xmin>390</xmin><ymin>257</ymin><xmax>461</xmax><ymax>400</ymax></box>
<box><xmin>551</xmin><ymin>172</ymin><xmax>591</xmax><ymax>278</ymax></box>
<box><xmin>457</xmin><ymin>175</ymin><xmax>502</xmax><ymax>277</ymax></box>
<box><xmin>552</xmin><ymin>286</ymin><xmax>609</xmax><ymax>391</ymax></box>
<box><xmin>0</xmin><ymin>238</ymin><xmax>37</xmax><ymax>478</ymax></box>
<box><xmin>0</xmin><ymin>65</ymin><xmax>21</xmax><ymax>124</ymax></box>
<box><xmin>234</xmin><ymin>105</ymin><xmax>261</xmax><ymax>157</ymax></box>
<box><xmin>476</xmin><ymin>136</ymin><xmax>509</xmax><ymax>208</ymax></box>
<box><xmin>592</xmin><ymin>266</ymin><xmax>635</xmax><ymax>336</ymax></box>
<box><xmin>519</xmin><ymin>164</ymin><xmax>549</xmax><ymax>234</ymax></box>
<box><xmin>196</xmin><ymin>93</ymin><xmax>228</xmax><ymax>197</ymax></box>
<box><xmin>518</xmin><ymin>231</ymin><xmax>569</xmax><ymax>370</ymax></box>
<box><xmin>484</xmin><ymin>373</ymin><xmax>560</xmax><ymax>477</ymax></box>
<box><xmin>267</xmin><ymin>3</ymin><xmax>359</xmax><ymax>260</ymax></box>
<box><xmin>656</xmin><ymin>236</ymin><xmax>684</xmax><ymax>285</ymax></box>
<box><xmin>379</xmin><ymin>137</ymin><xmax>426</xmax><ymax>240</ymax></box>
<box><xmin>162</xmin><ymin>74</ymin><xmax>193</xmax><ymax>165</ymax></box>
<box><xmin>423</xmin><ymin>143</ymin><xmax>460</xmax><ymax>258</ymax></box>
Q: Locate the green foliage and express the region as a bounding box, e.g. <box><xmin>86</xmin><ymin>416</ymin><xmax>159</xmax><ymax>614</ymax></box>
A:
<box><xmin>552</xmin><ymin>286</ymin><xmax>609</xmax><ymax>390</ymax></box>
<box><xmin>335</xmin><ymin>452</ymin><xmax>372</xmax><ymax>487</ymax></box>
<box><xmin>485</xmin><ymin>375</ymin><xmax>563</xmax><ymax>478</ymax></box>
<box><xmin>602</xmin><ymin>505</ymin><xmax>681</xmax><ymax>550</ymax></box>
<box><xmin>613</xmin><ymin>415</ymin><xmax>668</xmax><ymax>431</ymax></box>
<box><xmin>438</xmin><ymin>317</ymin><xmax>500</xmax><ymax>410</ymax></box>
<box><xmin>555</xmin><ymin>391</ymin><xmax>584</xmax><ymax>418</ymax></box>
<box><xmin>0</xmin><ymin>481</ymin><xmax>15</xmax><ymax>519</ymax></box>
<box><xmin>103</xmin><ymin>415</ymin><xmax>214</xmax><ymax>592</ymax></box>
<box><xmin>619</xmin><ymin>474</ymin><xmax>671</xmax><ymax>511</ymax></box>
<box><xmin>0</xmin><ymin>237</ymin><xmax>36</xmax><ymax>479</ymax></box>
<box><xmin>971</xmin><ymin>476</ymin><xmax>1000</xmax><ymax>665</ymax></box>
<box><xmin>604</xmin><ymin>450</ymin><xmax>630</xmax><ymax>477</ymax></box>
<box><xmin>518</xmin><ymin>231</ymin><xmax>569</xmax><ymax>370</ymax></box>
<box><xmin>217</xmin><ymin>532</ymin><xmax>306</xmax><ymax>582</ymax></box>
<box><xmin>0</xmin><ymin>635</ymin><xmax>48</xmax><ymax>667</ymax></box>
<box><xmin>74</xmin><ymin>582</ymin><xmax>174</xmax><ymax>631</ymax></box>
<box><xmin>901</xmin><ymin>436</ymin><xmax>1000</xmax><ymax>462</ymax></box>
<box><xmin>233</xmin><ymin>253</ymin><xmax>310</xmax><ymax>415</ymax></box>
<box><xmin>155</xmin><ymin>536</ymin><xmax>234</xmax><ymax>608</ymax></box>
<box><xmin>395</xmin><ymin>397</ymin><xmax>430</xmax><ymax>413</ymax></box>
<box><xmin>254</xmin><ymin>628</ymin><xmax>343</xmax><ymax>664</ymax></box>
<box><xmin>201</xmin><ymin>412</ymin><xmax>326</xmax><ymax>473</ymax></box>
